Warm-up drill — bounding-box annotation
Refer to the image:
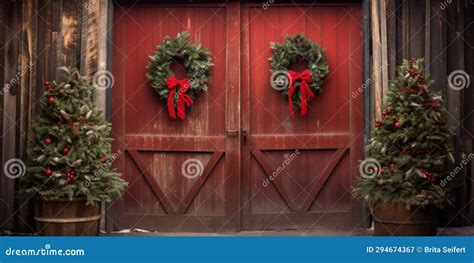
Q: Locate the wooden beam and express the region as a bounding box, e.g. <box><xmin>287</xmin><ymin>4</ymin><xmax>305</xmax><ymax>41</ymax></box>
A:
<box><xmin>371</xmin><ymin>0</ymin><xmax>382</xmax><ymax>119</ymax></box>
<box><xmin>446</xmin><ymin>0</ymin><xmax>466</xmax><ymax>226</ymax></box>
<box><xmin>96</xmin><ymin>0</ymin><xmax>109</xmax><ymax>119</ymax></box>
<box><xmin>386</xmin><ymin>0</ymin><xmax>397</xmax><ymax>80</ymax></box>
<box><xmin>224</xmin><ymin>1</ymin><xmax>241</xmax><ymax>231</ymax></box>
<box><xmin>424</xmin><ymin>0</ymin><xmax>431</xmax><ymax>73</ymax></box>
<box><xmin>464</xmin><ymin>0</ymin><xmax>474</xmax><ymax>224</ymax></box>
<box><xmin>380</xmin><ymin>0</ymin><xmax>389</xmax><ymax>97</ymax></box>
<box><xmin>17</xmin><ymin>0</ymin><xmax>38</xmax><ymax>233</ymax></box>
<box><xmin>1</xmin><ymin>0</ymin><xmax>21</xmax><ymax>231</ymax></box>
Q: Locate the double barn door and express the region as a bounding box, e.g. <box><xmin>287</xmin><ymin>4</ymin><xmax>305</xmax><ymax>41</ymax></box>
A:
<box><xmin>112</xmin><ymin>2</ymin><xmax>365</xmax><ymax>232</ymax></box>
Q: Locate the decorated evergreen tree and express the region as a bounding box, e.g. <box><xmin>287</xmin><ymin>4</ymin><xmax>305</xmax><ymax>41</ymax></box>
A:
<box><xmin>21</xmin><ymin>67</ymin><xmax>127</xmax><ymax>205</ymax></box>
<box><xmin>354</xmin><ymin>58</ymin><xmax>455</xmax><ymax>209</ymax></box>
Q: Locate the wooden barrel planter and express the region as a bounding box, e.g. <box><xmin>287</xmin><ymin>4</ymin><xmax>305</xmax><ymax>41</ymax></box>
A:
<box><xmin>34</xmin><ymin>198</ymin><xmax>101</xmax><ymax>236</ymax></box>
<box><xmin>372</xmin><ymin>201</ymin><xmax>438</xmax><ymax>236</ymax></box>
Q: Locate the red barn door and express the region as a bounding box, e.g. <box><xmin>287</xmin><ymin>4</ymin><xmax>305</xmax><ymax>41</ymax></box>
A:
<box><xmin>112</xmin><ymin>2</ymin><xmax>365</xmax><ymax>232</ymax></box>
<box><xmin>241</xmin><ymin>3</ymin><xmax>365</xmax><ymax>230</ymax></box>
<box><xmin>112</xmin><ymin>3</ymin><xmax>241</xmax><ymax>232</ymax></box>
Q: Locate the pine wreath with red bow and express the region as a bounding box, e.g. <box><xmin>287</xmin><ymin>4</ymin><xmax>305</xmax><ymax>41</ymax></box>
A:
<box><xmin>269</xmin><ymin>34</ymin><xmax>329</xmax><ymax>117</ymax></box>
<box><xmin>147</xmin><ymin>32</ymin><xmax>213</xmax><ymax>120</ymax></box>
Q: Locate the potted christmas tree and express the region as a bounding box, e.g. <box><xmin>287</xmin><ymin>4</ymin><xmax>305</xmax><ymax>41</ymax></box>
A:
<box><xmin>21</xmin><ymin>67</ymin><xmax>127</xmax><ymax>236</ymax></box>
<box><xmin>353</xmin><ymin>59</ymin><xmax>455</xmax><ymax>236</ymax></box>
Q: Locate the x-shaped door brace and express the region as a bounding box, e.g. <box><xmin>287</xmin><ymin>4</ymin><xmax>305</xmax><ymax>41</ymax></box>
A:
<box><xmin>252</xmin><ymin>148</ymin><xmax>348</xmax><ymax>212</ymax></box>
<box><xmin>126</xmin><ymin>150</ymin><xmax>224</xmax><ymax>215</ymax></box>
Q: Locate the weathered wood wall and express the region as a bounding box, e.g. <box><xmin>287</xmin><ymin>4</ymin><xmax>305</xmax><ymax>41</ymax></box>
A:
<box><xmin>1</xmin><ymin>0</ymin><xmax>473</xmax><ymax>233</ymax></box>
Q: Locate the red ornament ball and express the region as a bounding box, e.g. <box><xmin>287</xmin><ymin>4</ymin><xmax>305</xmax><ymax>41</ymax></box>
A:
<box><xmin>44</xmin><ymin>137</ymin><xmax>52</xmax><ymax>145</ymax></box>
<box><xmin>47</xmin><ymin>97</ymin><xmax>55</xmax><ymax>104</ymax></box>
<box><xmin>382</xmin><ymin>111</ymin><xmax>387</xmax><ymax>116</ymax></box>
<box><xmin>389</xmin><ymin>163</ymin><xmax>396</xmax><ymax>169</ymax></box>
<box><xmin>62</xmin><ymin>147</ymin><xmax>70</xmax><ymax>155</ymax></box>
<box><xmin>394</xmin><ymin>122</ymin><xmax>401</xmax><ymax>128</ymax></box>
<box><xmin>44</xmin><ymin>168</ymin><xmax>53</xmax><ymax>177</ymax></box>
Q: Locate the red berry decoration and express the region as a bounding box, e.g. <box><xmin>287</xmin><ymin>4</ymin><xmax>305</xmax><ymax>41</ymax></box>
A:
<box><xmin>62</xmin><ymin>147</ymin><xmax>70</xmax><ymax>155</ymax></box>
<box><xmin>421</xmin><ymin>170</ymin><xmax>436</xmax><ymax>184</ymax></box>
<box><xmin>44</xmin><ymin>168</ymin><xmax>53</xmax><ymax>177</ymax></box>
<box><xmin>66</xmin><ymin>170</ymin><xmax>75</xmax><ymax>184</ymax></box>
<box><xmin>389</xmin><ymin>163</ymin><xmax>396</xmax><ymax>169</ymax></box>
<box><xmin>44</xmin><ymin>81</ymin><xmax>54</xmax><ymax>91</ymax></box>
<box><xmin>382</xmin><ymin>111</ymin><xmax>387</xmax><ymax>116</ymax></box>
<box><xmin>47</xmin><ymin>97</ymin><xmax>55</xmax><ymax>104</ymax></box>
<box><xmin>101</xmin><ymin>156</ymin><xmax>110</xmax><ymax>163</ymax></box>
<box><xmin>394</xmin><ymin>122</ymin><xmax>401</xmax><ymax>128</ymax></box>
<box><xmin>375</xmin><ymin>120</ymin><xmax>382</xmax><ymax>128</ymax></box>
<box><xmin>44</xmin><ymin>137</ymin><xmax>52</xmax><ymax>145</ymax></box>
<box><xmin>431</xmin><ymin>102</ymin><xmax>441</xmax><ymax>109</ymax></box>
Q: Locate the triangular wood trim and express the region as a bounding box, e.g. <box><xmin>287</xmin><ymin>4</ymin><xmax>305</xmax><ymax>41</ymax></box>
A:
<box><xmin>299</xmin><ymin>148</ymin><xmax>347</xmax><ymax>212</ymax></box>
<box><xmin>127</xmin><ymin>150</ymin><xmax>175</xmax><ymax>214</ymax></box>
<box><xmin>127</xmin><ymin>150</ymin><xmax>224</xmax><ymax>215</ymax></box>
<box><xmin>252</xmin><ymin>148</ymin><xmax>347</xmax><ymax>212</ymax></box>
<box><xmin>176</xmin><ymin>151</ymin><xmax>224</xmax><ymax>214</ymax></box>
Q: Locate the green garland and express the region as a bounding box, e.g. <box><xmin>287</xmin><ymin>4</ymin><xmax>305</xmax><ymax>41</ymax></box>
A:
<box><xmin>269</xmin><ymin>34</ymin><xmax>329</xmax><ymax>115</ymax></box>
<box><xmin>147</xmin><ymin>32</ymin><xmax>213</xmax><ymax>104</ymax></box>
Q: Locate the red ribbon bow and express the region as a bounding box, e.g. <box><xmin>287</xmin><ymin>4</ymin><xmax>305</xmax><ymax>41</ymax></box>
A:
<box><xmin>287</xmin><ymin>69</ymin><xmax>314</xmax><ymax>117</ymax></box>
<box><xmin>166</xmin><ymin>76</ymin><xmax>193</xmax><ymax>120</ymax></box>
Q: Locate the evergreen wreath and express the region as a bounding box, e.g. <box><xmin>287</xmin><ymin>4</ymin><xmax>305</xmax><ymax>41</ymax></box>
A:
<box><xmin>269</xmin><ymin>34</ymin><xmax>329</xmax><ymax>117</ymax></box>
<box><xmin>147</xmin><ymin>32</ymin><xmax>213</xmax><ymax>120</ymax></box>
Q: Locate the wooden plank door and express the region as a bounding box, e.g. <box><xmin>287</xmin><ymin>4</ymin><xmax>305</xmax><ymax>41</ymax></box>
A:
<box><xmin>241</xmin><ymin>3</ymin><xmax>366</xmax><ymax>230</ymax></box>
<box><xmin>112</xmin><ymin>3</ymin><xmax>241</xmax><ymax>232</ymax></box>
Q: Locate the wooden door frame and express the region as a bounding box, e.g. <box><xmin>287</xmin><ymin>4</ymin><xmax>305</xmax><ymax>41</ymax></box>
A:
<box><xmin>104</xmin><ymin>0</ymin><xmax>371</xmax><ymax>232</ymax></box>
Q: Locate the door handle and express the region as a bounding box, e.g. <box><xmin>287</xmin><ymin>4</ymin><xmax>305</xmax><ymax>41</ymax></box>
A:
<box><xmin>226</xmin><ymin>129</ymin><xmax>247</xmax><ymax>144</ymax></box>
